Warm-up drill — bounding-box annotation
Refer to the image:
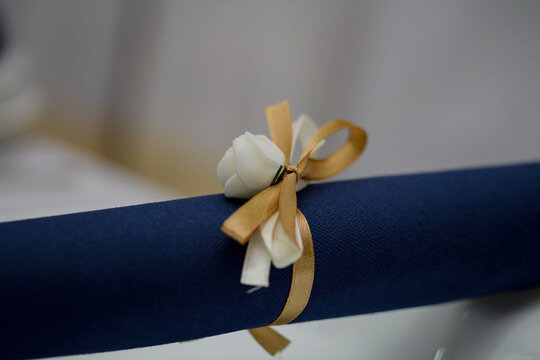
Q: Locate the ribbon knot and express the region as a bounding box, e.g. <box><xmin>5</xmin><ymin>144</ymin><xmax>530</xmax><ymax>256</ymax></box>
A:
<box><xmin>222</xmin><ymin>101</ymin><xmax>367</xmax><ymax>248</ymax></box>
<box><xmin>285</xmin><ymin>165</ymin><xmax>299</xmax><ymax>178</ymax></box>
<box><xmin>221</xmin><ymin>101</ymin><xmax>367</xmax><ymax>355</ymax></box>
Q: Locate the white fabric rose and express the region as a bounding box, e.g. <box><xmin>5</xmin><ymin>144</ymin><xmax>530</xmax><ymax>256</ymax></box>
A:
<box><xmin>218</xmin><ymin>115</ymin><xmax>324</xmax><ymax>288</ymax></box>
<box><xmin>217</xmin><ymin>132</ymin><xmax>286</xmax><ymax>199</ymax></box>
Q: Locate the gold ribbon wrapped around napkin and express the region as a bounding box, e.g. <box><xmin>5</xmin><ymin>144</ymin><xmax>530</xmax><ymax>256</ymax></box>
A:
<box><xmin>222</xmin><ymin>101</ymin><xmax>367</xmax><ymax>355</ymax></box>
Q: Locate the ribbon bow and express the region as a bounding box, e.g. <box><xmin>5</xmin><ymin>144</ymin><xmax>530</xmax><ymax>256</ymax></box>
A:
<box><xmin>221</xmin><ymin>101</ymin><xmax>367</xmax><ymax>355</ymax></box>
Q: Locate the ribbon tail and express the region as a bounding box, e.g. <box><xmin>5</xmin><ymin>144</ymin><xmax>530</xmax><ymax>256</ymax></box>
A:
<box><xmin>247</xmin><ymin>210</ymin><xmax>314</xmax><ymax>355</ymax></box>
<box><xmin>278</xmin><ymin>173</ymin><xmax>298</xmax><ymax>248</ymax></box>
<box><xmin>270</xmin><ymin>209</ymin><xmax>315</xmax><ymax>325</ymax></box>
<box><xmin>248</xmin><ymin>327</ymin><xmax>290</xmax><ymax>356</ymax></box>
<box><xmin>221</xmin><ymin>184</ymin><xmax>281</xmax><ymax>245</ymax></box>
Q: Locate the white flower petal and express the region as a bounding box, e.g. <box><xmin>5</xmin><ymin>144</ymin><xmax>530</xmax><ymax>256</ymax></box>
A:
<box><xmin>253</xmin><ymin>134</ymin><xmax>286</xmax><ymax>165</ymax></box>
<box><xmin>292</xmin><ymin>114</ymin><xmax>325</xmax><ymax>158</ymax></box>
<box><xmin>260</xmin><ymin>212</ymin><xmax>303</xmax><ymax>269</ymax></box>
<box><xmin>295</xmin><ymin>178</ymin><xmax>309</xmax><ymax>192</ymax></box>
<box><xmin>240</xmin><ymin>229</ymin><xmax>272</xmax><ymax>287</ymax></box>
<box><xmin>217</xmin><ymin>147</ymin><xmax>235</xmax><ymax>187</ymax></box>
<box><xmin>234</xmin><ymin>132</ymin><xmax>285</xmax><ymax>190</ymax></box>
<box><xmin>260</xmin><ymin>212</ymin><xmax>279</xmax><ymax>249</ymax></box>
<box><xmin>291</xmin><ymin>115</ymin><xmax>325</xmax><ymax>193</ymax></box>
<box><xmin>224</xmin><ymin>174</ymin><xmax>258</xmax><ymax>199</ymax></box>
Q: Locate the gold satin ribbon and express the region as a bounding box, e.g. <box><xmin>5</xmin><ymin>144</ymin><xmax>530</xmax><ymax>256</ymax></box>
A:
<box><xmin>222</xmin><ymin>101</ymin><xmax>367</xmax><ymax>355</ymax></box>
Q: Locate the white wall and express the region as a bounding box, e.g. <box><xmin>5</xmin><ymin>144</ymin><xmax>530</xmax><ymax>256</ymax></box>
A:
<box><xmin>2</xmin><ymin>0</ymin><xmax>540</xmax><ymax>192</ymax></box>
<box><xmin>1</xmin><ymin>0</ymin><xmax>124</xmax><ymax>117</ymax></box>
<box><xmin>139</xmin><ymin>0</ymin><xmax>540</xmax><ymax>189</ymax></box>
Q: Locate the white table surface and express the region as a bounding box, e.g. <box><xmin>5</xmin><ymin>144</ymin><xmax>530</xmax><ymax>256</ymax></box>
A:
<box><xmin>1</xmin><ymin>135</ymin><xmax>539</xmax><ymax>360</ymax></box>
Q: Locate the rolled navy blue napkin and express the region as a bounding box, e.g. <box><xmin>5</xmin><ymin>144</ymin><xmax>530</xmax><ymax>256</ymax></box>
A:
<box><xmin>1</xmin><ymin>163</ymin><xmax>540</xmax><ymax>359</ymax></box>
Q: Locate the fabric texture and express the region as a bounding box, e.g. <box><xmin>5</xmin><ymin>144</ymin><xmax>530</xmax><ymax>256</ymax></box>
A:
<box><xmin>1</xmin><ymin>163</ymin><xmax>540</xmax><ymax>359</ymax></box>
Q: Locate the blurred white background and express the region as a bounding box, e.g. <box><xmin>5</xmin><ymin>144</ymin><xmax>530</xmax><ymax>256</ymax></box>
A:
<box><xmin>0</xmin><ymin>1</ymin><xmax>539</xmax><ymax>359</ymax></box>
<box><xmin>1</xmin><ymin>0</ymin><xmax>539</xmax><ymax>195</ymax></box>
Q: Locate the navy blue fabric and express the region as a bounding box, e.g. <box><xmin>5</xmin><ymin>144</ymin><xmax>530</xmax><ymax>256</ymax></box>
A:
<box><xmin>1</xmin><ymin>163</ymin><xmax>540</xmax><ymax>359</ymax></box>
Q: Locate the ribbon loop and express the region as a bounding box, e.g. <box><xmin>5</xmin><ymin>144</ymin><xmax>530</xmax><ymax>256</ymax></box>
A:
<box><xmin>266</xmin><ymin>102</ymin><xmax>293</xmax><ymax>165</ymax></box>
<box><xmin>296</xmin><ymin>119</ymin><xmax>367</xmax><ymax>180</ymax></box>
